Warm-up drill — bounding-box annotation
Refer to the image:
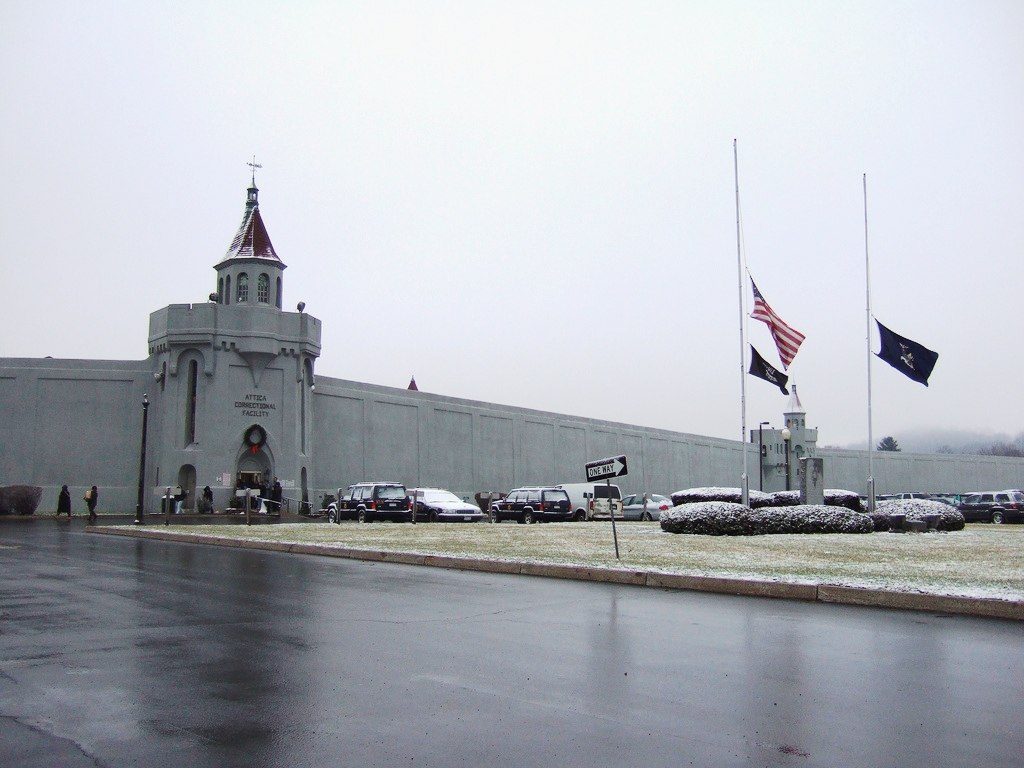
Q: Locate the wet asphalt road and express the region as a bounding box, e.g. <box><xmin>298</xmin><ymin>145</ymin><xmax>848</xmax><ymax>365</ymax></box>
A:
<box><xmin>1</xmin><ymin>519</ymin><xmax>1021</xmax><ymax>768</ymax></box>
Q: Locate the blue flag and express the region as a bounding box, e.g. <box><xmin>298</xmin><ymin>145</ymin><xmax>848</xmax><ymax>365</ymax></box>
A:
<box><xmin>876</xmin><ymin>321</ymin><xmax>938</xmax><ymax>386</ymax></box>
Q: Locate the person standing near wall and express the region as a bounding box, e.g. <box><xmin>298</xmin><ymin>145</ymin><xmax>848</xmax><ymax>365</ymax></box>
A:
<box><xmin>85</xmin><ymin>485</ymin><xmax>98</xmax><ymax>524</ymax></box>
<box><xmin>201</xmin><ymin>485</ymin><xmax>214</xmax><ymax>513</ymax></box>
<box><xmin>272</xmin><ymin>478</ymin><xmax>282</xmax><ymax>513</ymax></box>
<box><xmin>57</xmin><ymin>485</ymin><xmax>71</xmax><ymax>519</ymax></box>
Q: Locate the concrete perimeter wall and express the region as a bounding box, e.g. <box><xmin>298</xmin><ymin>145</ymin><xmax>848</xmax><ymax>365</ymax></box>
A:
<box><xmin>310</xmin><ymin>376</ymin><xmax>1024</xmax><ymax>505</ymax></box>
<box><xmin>310</xmin><ymin>377</ymin><xmax>746</xmax><ymax>505</ymax></box>
<box><xmin>0</xmin><ymin>358</ymin><xmax>152</xmax><ymax>513</ymax></box>
<box><xmin>3</xmin><ymin>359</ymin><xmax>1022</xmax><ymax>513</ymax></box>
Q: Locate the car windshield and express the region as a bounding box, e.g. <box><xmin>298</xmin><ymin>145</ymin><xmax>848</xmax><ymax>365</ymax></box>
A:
<box><xmin>375</xmin><ymin>485</ymin><xmax>406</xmax><ymax>500</ymax></box>
<box><xmin>422</xmin><ymin>490</ymin><xmax>461</xmax><ymax>503</ymax></box>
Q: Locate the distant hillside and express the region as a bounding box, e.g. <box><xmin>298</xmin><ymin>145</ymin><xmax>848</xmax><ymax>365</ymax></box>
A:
<box><xmin>827</xmin><ymin>428</ymin><xmax>1024</xmax><ymax>455</ymax></box>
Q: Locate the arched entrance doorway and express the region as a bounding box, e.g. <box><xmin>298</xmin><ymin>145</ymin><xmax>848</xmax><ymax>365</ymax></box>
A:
<box><xmin>235</xmin><ymin>424</ymin><xmax>273</xmax><ymax>504</ymax></box>
<box><xmin>177</xmin><ymin>464</ymin><xmax>197</xmax><ymax>511</ymax></box>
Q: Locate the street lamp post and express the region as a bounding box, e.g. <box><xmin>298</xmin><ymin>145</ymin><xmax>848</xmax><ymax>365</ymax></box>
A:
<box><xmin>135</xmin><ymin>394</ymin><xmax>149</xmax><ymax>524</ymax></box>
<box><xmin>758</xmin><ymin>421</ymin><xmax>770</xmax><ymax>491</ymax></box>
<box><xmin>781</xmin><ymin>427</ymin><xmax>792</xmax><ymax>492</ymax></box>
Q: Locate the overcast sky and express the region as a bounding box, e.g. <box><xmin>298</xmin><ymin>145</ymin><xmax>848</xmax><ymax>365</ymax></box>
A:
<box><xmin>2</xmin><ymin>1</ymin><xmax>1022</xmax><ymax>448</ymax></box>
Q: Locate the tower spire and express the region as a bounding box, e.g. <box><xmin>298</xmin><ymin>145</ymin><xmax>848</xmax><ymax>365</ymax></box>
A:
<box><xmin>247</xmin><ymin>155</ymin><xmax>262</xmax><ymax>186</ymax></box>
<box><xmin>246</xmin><ymin>156</ymin><xmax>262</xmax><ymax>209</ymax></box>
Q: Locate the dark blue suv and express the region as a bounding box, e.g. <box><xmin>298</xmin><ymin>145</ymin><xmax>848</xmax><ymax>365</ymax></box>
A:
<box><xmin>491</xmin><ymin>487</ymin><xmax>572</xmax><ymax>524</ymax></box>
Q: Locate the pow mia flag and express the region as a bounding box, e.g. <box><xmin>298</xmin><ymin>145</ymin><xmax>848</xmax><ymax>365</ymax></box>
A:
<box><xmin>876</xmin><ymin>320</ymin><xmax>939</xmax><ymax>386</ymax></box>
<box><xmin>748</xmin><ymin>345</ymin><xmax>789</xmax><ymax>395</ymax></box>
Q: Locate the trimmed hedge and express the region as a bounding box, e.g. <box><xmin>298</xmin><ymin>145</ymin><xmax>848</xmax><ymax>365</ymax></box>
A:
<box><xmin>670</xmin><ymin>487</ymin><xmax>772</xmax><ymax>508</ymax></box>
<box><xmin>876</xmin><ymin>499</ymin><xmax>965</xmax><ymax>532</ymax></box>
<box><xmin>660</xmin><ymin>501</ymin><xmax>874</xmax><ymax>536</ymax></box>
<box><xmin>670</xmin><ymin>487</ymin><xmax>864</xmax><ymax>511</ymax></box>
<box><xmin>0</xmin><ymin>485</ymin><xmax>43</xmax><ymax>515</ymax></box>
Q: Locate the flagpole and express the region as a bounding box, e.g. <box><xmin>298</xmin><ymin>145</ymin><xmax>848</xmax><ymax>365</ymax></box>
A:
<box><xmin>863</xmin><ymin>173</ymin><xmax>875</xmax><ymax>512</ymax></box>
<box><xmin>735</xmin><ymin>139</ymin><xmax>749</xmax><ymax>506</ymax></box>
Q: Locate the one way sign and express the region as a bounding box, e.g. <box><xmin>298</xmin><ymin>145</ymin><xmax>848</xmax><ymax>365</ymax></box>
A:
<box><xmin>585</xmin><ymin>455</ymin><xmax>628</xmax><ymax>482</ymax></box>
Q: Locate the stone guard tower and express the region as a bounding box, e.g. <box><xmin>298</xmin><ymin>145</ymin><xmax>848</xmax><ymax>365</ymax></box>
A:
<box><xmin>753</xmin><ymin>385</ymin><xmax>818</xmax><ymax>493</ymax></box>
<box><xmin>144</xmin><ymin>179</ymin><xmax>321</xmax><ymax>512</ymax></box>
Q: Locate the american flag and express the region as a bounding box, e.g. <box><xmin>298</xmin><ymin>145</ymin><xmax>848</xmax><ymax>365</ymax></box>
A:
<box><xmin>750</xmin><ymin>279</ymin><xmax>805</xmax><ymax>369</ymax></box>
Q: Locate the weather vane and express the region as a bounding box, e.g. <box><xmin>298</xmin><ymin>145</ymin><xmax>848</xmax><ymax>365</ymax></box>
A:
<box><xmin>247</xmin><ymin>155</ymin><xmax>262</xmax><ymax>185</ymax></box>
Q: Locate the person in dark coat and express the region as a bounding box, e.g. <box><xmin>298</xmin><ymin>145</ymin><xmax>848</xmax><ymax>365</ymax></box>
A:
<box><xmin>86</xmin><ymin>485</ymin><xmax>98</xmax><ymax>524</ymax></box>
<box><xmin>271</xmin><ymin>478</ymin><xmax>282</xmax><ymax>513</ymax></box>
<box><xmin>57</xmin><ymin>485</ymin><xmax>72</xmax><ymax>518</ymax></box>
<box><xmin>201</xmin><ymin>485</ymin><xmax>214</xmax><ymax>513</ymax></box>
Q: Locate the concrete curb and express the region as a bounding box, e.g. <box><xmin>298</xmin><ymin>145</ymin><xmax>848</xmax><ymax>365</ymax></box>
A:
<box><xmin>88</xmin><ymin>526</ymin><xmax>1023</xmax><ymax>621</ymax></box>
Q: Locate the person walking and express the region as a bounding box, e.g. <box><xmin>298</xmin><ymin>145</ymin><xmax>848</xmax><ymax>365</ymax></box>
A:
<box><xmin>85</xmin><ymin>485</ymin><xmax>98</xmax><ymax>524</ymax></box>
<box><xmin>57</xmin><ymin>485</ymin><xmax>72</xmax><ymax>519</ymax></box>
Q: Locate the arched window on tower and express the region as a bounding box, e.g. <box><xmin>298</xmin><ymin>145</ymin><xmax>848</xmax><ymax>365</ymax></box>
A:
<box><xmin>257</xmin><ymin>273</ymin><xmax>269</xmax><ymax>304</ymax></box>
<box><xmin>237</xmin><ymin>273</ymin><xmax>249</xmax><ymax>303</ymax></box>
<box><xmin>276</xmin><ymin>276</ymin><xmax>282</xmax><ymax>309</ymax></box>
<box><xmin>218</xmin><ymin>277</ymin><xmax>224</xmax><ymax>304</ymax></box>
<box><xmin>225</xmin><ymin>275</ymin><xmax>231</xmax><ymax>305</ymax></box>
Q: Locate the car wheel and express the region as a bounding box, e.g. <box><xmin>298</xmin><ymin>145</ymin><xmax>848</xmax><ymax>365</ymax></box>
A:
<box><xmin>523</xmin><ymin>510</ymin><xmax>534</xmax><ymax>525</ymax></box>
<box><xmin>429</xmin><ymin>510</ymin><xmax>438</xmax><ymax>523</ymax></box>
<box><xmin>573</xmin><ymin>509</ymin><xmax>586</xmax><ymax>522</ymax></box>
<box><xmin>327</xmin><ymin>507</ymin><xmax>338</xmax><ymax>524</ymax></box>
<box><xmin>992</xmin><ymin>511</ymin><xmax>1005</xmax><ymax>524</ymax></box>
<box><xmin>641</xmin><ymin>510</ymin><xmax>652</xmax><ymax>522</ymax></box>
<box><xmin>357</xmin><ymin>508</ymin><xmax>367</xmax><ymax>523</ymax></box>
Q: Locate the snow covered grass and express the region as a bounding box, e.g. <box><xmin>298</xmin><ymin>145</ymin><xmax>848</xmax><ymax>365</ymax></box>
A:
<box><xmin>131</xmin><ymin>519</ymin><xmax>1024</xmax><ymax>601</ymax></box>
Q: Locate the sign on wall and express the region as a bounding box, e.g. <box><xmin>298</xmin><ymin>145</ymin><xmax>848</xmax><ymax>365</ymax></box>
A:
<box><xmin>234</xmin><ymin>392</ymin><xmax>277</xmax><ymax>418</ymax></box>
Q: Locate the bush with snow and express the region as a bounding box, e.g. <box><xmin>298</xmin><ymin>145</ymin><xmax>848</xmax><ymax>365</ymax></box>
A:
<box><xmin>876</xmin><ymin>498</ymin><xmax>965</xmax><ymax>532</ymax></box>
<box><xmin>670</xmin><ymin>487</ymin><xmax>863</xmax><ymax>511</ymax></box>
<box><xmin>660</xmin><ymin>501</ymin><xmax>873</xmax><ymax>536</ymax></box>
<box><xmin>670</xmin><ymin>487</ymin><xmax>772</xmax><ymax>507</ymax></box>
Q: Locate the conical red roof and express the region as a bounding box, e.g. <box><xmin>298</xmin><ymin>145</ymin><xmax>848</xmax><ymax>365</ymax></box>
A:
<box><xmin>225</xmin><ymin>203</ymin><xmax>280</xmax><ymax>262</ymax></box>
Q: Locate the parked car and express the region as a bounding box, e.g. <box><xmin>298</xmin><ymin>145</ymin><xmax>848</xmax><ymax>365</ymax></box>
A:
<box><xmin>409</xmin><ymin>488</ymin><xmax>483</xmax><ymax>522</ymax></box>
<box><xmin>327</xmin><ymin>482</ymin><xmax>411</xmax><ymax>523</ymax></box>
<box><xmin>491</xmin><ymin>487</ymin><xmax>572</xmax><ymax>524</ymax></box>
<box><xmin>620</xmin><ymin>493</ymin><xmax>673</xmax><ymax>521</ymax></box>
<box><xmin>957</xmin><ymin>490</ymin><xmax>1024</xmax><ymax>524</ymax></box>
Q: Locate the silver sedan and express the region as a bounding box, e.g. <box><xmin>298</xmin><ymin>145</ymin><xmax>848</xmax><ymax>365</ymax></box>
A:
<box><xmin>620</xmin><ymin>493</ymin><xmax>673</xmax><ymax>521</ymax></box>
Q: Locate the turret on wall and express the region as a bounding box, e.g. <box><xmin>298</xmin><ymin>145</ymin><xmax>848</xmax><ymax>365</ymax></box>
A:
<box><xmin>144</xmin><ymin>181</ymin><xmax>320</xmax><ymax>513</ymax></box>
<box><xmin>752</xmin><ymin>385</ymin><xmax>818</xmax><ymax>493</ymax></box>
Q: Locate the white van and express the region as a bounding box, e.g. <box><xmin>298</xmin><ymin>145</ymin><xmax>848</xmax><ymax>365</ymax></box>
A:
<box><xmin>556</xmin><ymin>482</ymin><xmax>623</xmax><ymax>521</ymax></box>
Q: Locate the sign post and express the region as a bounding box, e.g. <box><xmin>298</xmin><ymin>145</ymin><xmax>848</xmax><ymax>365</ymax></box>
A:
<box><xmin>584</xmin><ymin>455</ymin><xmax>628</xmax><ymax>559</ymax></box>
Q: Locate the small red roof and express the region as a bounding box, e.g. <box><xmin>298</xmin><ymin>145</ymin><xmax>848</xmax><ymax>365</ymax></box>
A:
<box><xmin>225</xmin><ymin>205</ymin><xmax>280</xmax><ymax>262</ymax></box>
<box><xmin>220</xmin><ymin>185</ymin><xmax>283</xmax><ymax>265</ymax></box>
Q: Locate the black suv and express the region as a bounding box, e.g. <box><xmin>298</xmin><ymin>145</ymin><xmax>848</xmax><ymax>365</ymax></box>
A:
<box><xmin>328</xmin><ymin>482</ymin><xmax>411</xmax><ymax>523</ymax></box>
<box><xmin>957</xmin><ymin>490</ymin><xmax>1024</xmax><ymax>524</ymax></box>
<box><xmin>491</xmin><ymin>487</ymin><xmax>572</xmax><ymax>524</ymax></box>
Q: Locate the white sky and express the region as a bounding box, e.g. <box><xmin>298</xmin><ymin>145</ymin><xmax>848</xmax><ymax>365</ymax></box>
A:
<box><xmin>2</xmin><ymin>1</ymin><xmax>1022</xmax><ymax>448</ymax></box>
